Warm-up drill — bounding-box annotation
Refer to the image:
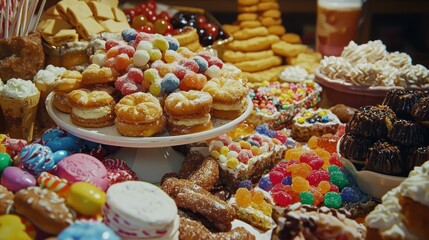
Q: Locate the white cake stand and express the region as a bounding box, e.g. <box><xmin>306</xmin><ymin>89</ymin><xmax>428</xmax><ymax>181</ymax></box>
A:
<box><xmin>46</xmin><ymin>93</ymin><xmax>253</xmax><ymax>183</ymax></box>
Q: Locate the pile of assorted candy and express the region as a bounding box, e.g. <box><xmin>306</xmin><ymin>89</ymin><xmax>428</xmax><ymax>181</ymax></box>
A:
<box><xmin>93</xmin><ymin>30</ymin><xmax>224</xmax><ymax>97</ymax></box>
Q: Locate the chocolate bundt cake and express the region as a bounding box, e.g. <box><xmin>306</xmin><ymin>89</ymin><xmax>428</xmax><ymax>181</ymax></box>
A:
<box><xmin>382</xmin><ymin>89</ymin><xmax>423</xmax><ymax>119</ymax></box>
<box><xmin>339</xmin><ymin>133</ymin><xmax>373</xmax><ymax>163</ymax></box>
<box><xmin>365</xmin><ymin>141</ymin><xmax>403</xmax><ymax>176</ymax></box>
<box><xmin>388</xmin><ymin>119</ymin><xmax>428</xmax><ymax>147</ymax></box>
<box><xmin>404</xmin><ymin>146</ymin><xmax>429</xmax><ymax>175</ymax></box>
<box><xmin>412</xmin><ymin>97</ymin><xmax>429</xmax><ymax>125</ymax></box>
<box><xmin>347</xmin><ymin>105</ymin><xmax>397</xmax><ymax>139</ymax></box>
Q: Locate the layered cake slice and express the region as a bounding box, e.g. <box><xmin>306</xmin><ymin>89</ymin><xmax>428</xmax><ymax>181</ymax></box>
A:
<box><xmin>209</xmin><ymin>133</ymin><xmax>287</xmax><ymax>191</ymax></box>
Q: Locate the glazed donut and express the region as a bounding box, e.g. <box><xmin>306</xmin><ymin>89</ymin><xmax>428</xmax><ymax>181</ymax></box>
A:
<box><xmin>68</xmin><ymin>88</ymin><xmax>115</xmax><ymax>128</ymax></box>
<box><xmin>115</xmin><ymin>92</ymin><xmax>165</xmax><ymax>137</ymax></box>
<box><xmin>164</xmin><ymin>90</ymin><xmax>213</xmax><ymax>135</ymax></box>
<box><xmin>202</xmin><ymin>77</ymin><xmax>248</xmax><ymax>119</ymax></box>
<box><xmin>13</xmin><ymin>187</ymin><xmax>74</xmax><ymax>235</ymax></box>
<box><xmin>52</xmin><ymin>70</ymin><xmax>82</xmax><ymax>113</ymax></box>
<box><xmin>81</xmin><ymin>63</ymin><xmax>118</xmax><ymax>85</ymax></box>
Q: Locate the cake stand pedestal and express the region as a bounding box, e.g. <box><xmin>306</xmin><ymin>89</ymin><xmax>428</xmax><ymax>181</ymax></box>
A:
<box><xmin>46</xmin><ymin>93</ymin><xmax>252</xmax><ymax>183</ymax></box>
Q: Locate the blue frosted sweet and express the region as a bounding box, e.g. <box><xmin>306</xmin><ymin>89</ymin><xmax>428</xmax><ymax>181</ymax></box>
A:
<box><xmin>58</xmin><ymin>222</ymin><xmax>120</xmax><ymax>240</ymax></box>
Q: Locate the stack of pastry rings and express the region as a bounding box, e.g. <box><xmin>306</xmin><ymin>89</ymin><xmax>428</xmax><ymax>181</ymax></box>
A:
<box><xmin>102</xmin><ymin>181</ymin><xmax>179</xmax><ymax>239</ymax></box>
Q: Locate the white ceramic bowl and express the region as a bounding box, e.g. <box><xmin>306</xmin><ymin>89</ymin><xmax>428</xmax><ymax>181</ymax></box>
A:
<box><xmin>337</xmin><ymin>139</ymin><xmax>405</xmax><ymax>200</ymax></box>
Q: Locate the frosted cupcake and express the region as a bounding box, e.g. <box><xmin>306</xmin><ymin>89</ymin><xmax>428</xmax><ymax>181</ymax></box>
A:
<box><xmin>0</xmin><ymin>78</ymin><xmax>40</xmax><ymax>141</ymax></box>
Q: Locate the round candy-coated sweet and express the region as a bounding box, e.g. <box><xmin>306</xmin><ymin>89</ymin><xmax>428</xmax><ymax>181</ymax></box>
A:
<box><xmin>165</xmin><ymin>36</ymin><xmax>179</xmax><ymax>51</ymax></box>
<box><xmin>151</xmin><ymin>37</ymin><xmax>169</xmax><ymax>51</ymax></box>
<box><xmin>121</xmin><ymin>28</ymin><xmax>137</xmax><ymax>42</ymax></box>
<box><xmin>136</xmin><ymin>41</ymin><xmax>153</xmax><ymax>51</ymax></box>
<box><xmin>67</xmin><ymin>182</ymin><xmax>106</xmax><ymax>216</ymax></box>
<box><xmin>1</xmin><ymin>167</ymin><xmax>36</xmax><ymax>192</ymax></box>
<box><xmin>133</xmin><ymin>50</ymin><xmax>150</xmax><ymax>67</ymax></box>
<box><xmin>193</xmin><ymin>56</ymin><xmax>208</xmax><ymax>73</ymax></box>
<box><xmin>58</xmin><ymin>222</ymin><xmax>119</xmax><ymax>240</ymax></box>
<box><xmin>299</xmin><ymin>191</ymin><xmax>315</xmax><ymax>205</ymax></box>
<box><xmin>0</xmin><ymin>152</ymin><xmax>12</xmax><ymax>174</ymax></box>
<box><xmin>53</xmin><ymin>150</ymin><xmax>69</xmax><ymax>164</ymax></box>
<box><xmin>0</xmin><ymin>214</ymin><xmax>31</xmax><ymax>240</ymax></box>
<box><xmin>330</xmin><ymin>171</ymin><xmax>349</xmax><ymax>190</ymax></box>
<box><xmin>324</xmin><ymin>192</ymin><xmax>342</xmax><ymax>209</ymax></box>
<box><xmin>161</xmin><ymin>73</ymin><xmax>180</xmax><ymax>93</ymax></box>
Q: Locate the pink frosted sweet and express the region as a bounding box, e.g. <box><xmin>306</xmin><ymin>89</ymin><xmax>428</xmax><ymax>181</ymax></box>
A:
<box><xmin>56</xmin><ymin>153</ymin><xmax>109</xmax><ymax>191</ymax></box>
<box><xmin>1</xmin><ymin>166</ymin><xmax>36</xmax><ymax>192</ymax></box>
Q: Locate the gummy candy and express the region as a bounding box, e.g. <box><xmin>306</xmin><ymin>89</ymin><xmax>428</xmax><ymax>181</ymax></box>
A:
<box><xmin>327</xmin><ymin>165</ymin><xmax>340</xmax><ymax>174</ymax></box>
<box><xmin>329</xmin><ymin>153</ymin><xmax>343</xmax><ymax>167</ymax></box>
<box><xmin>341</xmin><ymin>187</ymin><xmax>360</xmax><ymax>203</ymax></box>
<box><xmin>163</xmin><ymin>50</ymin><xmax>179</xmax><ymax>63</ymax></box>
<box><xmin>204</xmin><ymin>65</ymin><xmax>221</xmax><ymax>79</ymax></box>
<box><xmin>165</xmin><ymin>36</ymin><xmax>179</xmax><ymax>51</ymax></box>
<box><xmin>299</xmin><ymin>191</ymin><xmax>314</xmax><ymax>205</ymax></box>
<box><xmin>118</xmin><ymin>45</ymin><xmax>135</xmax><ymax>58</ymax></box>
<box><xmin>258</xmin><ymin>175</ymin><xmax>273</xmax><ymax>191</ymax></box>
<box><xmin>251</xmin><ymin>190</ymin><xmax>265</xmax><ymax>205</ymax></box>
<box><xmin>226</xmin><ymin>157</ymin><xmax>239</xmax><ymax>169</ymax></box>
<box><xmin>283</xmin><ymin>185</ymin><xmax>300</xmax><ymax>203</ymax></box>
<box><xmin>329</xmin><ymin>183</ymin><xmax>340</xmax><ymax>193</ymax></box>
<box><xmin>309</xmin><ymin>187</ymin><xmax>323</xmax><ymax>206</ymax></box>
<box><xmin>285</xmin><ymin>148</ymin><xmax>309</xmax><ymax>162</ymax></box>
<box><xmin>318</xmin><ymin>181</ymin><xmax>331</xmax><ymax>194</ymax></box>
<box><xmin>149</xmin><ymin>82</ymin><xmax>162</xmax><ymax>96</ymax></box>
<box><xmin>269</xmin><ymin>170</ymin><xmax>285</xmax><ymax>185</ymax></box>
<box><xmin>237</xmin><ymin>151</ymin><xmax>250</xmax><ymax>164</ymax></box>
<box><xmin>313</xmin><ymin>148</ymin><xmax>331</xmax><ymax>169</ymax></box>
<box><xmin>291</xmin><ymin>176</ymin><xmax>310</xmax><ymax>193</ymax></box>
<box><xmin>324</xmin><ymin>192</ymin><xmax>342</xmax><ymax>209</ymax></box>
<box><xmin>193</xmin><ymin>56</ymin><xmax>209</xmax><ymax>73</ymax></box>
<box><xmin>208</xmin><ymin>57</ymin><xmax>223</xmax><ymax>69</ymax></box>
<box><xmin>105</xmin><ymin>39</ymin><xmax>122</xmax><ymax>51</ymax></box>
<box><xmin>151</xmin><ymin>37</ymin><xmax>169</xmax><ymax>51</ymax></box>
<box><xmin>330</xmin><ymin>171</ymin><xmax>349</xmax><ymax>190</ymax></box>
<box><xmin>144</xmin><ymin>68</ymin><xmax>160</xmax><ymax>82</ymax></box>
<box><xmin>307</xmin><ymin>136</ymin><xmax>319</xmax><ymax>149</ymax></box>
<box><xmin>159</xmin><ymin>64</ymin><xmax>174</xmax><ymax>77</ymax></box>
<box><xmin>281</xmin><ymin>176</ymin><xmax>292</xmax><ymax>185</ymax></box>
<box><xmin>237</xmin><ymin>180</ymin><xmax>252</xmax><ymax>190</ymax></box>
<box><xmin>114</xmin><ymin>53</ymin><xmax>131</xmax><ymax>71</ymax></box>
<box><xmin>173</xmin><ymin>66</ymin><xmax>187</xmax><ymax>80</ymax></box>
<box><xmin>257</xmin><ymin>200</ymin><xmax>273</xmax><ymax>216</ymax></box>
<box><xmin>133</xmin><ymin>50</ymin><xmax>150</xmax><ymax>67</ymax></box>
<box><xmin>275</xmin><ymin>131</ymin><xmax>287</xmax><ymax>144</ymax></box>
<box><xmin>161</xmin><ymin>73</ymin><xmax>180</xmax><ymax>93</ymax></box>
<box><xmin>287</xmin><ymin>163</ymin><xmax>312</xmax><ymax>178</ymax></box>
<box><xmin>127</xmin><ymin>68</ymin><xmax>144</xmax><ymax>84</ymax></box>
<box><xmin>182</xmin><ymin>59</ymin><xmax>199</xmax><ymax>73</ymax></box>
<box><xmin>148</xmin><ymin>49</ymin><xmax>162</xmax><ymax>61</ymax></box>
<box><xmin>136</xmin><ymin>41</ymin><xmax>153</xmax><ymax>51</ymax></box>
<box><xmin>271</xmin><ymin>183</ymin><xmax>285</xmax><ymax>193</ymax></box>
<box><xmin>236</xmin><ymin>188</ymin><xmax>252</xmax><ymax>207</ymax></box>
<box><xmin>272</xmin><ymin>191</ymin><xmax>292</xmax><ymax>207</ymax></box>
<box><xmin>317</xmin><ymin>134</ymin><xmax>339</xmax><ymax>154</ymax></box>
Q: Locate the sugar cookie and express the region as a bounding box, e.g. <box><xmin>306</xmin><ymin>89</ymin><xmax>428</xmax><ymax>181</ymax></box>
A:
<box><xmin>232</xmin><ymin>26</ymin><xmax>269</xmax><ymax>40</ymax></box>
<box><xmin>223</xmin><ymin>50</ymin><xmax>274</xmax><ymax>63</ymax></box>
<box><xmin>262</xmin><ymin>9</ymin><xmax>281</xmax><ymax>18</ymax></box>
<box><xmin>258</xmin><ymin>2</ymin><xmax>279</xmax><ymax>11</ymax></box>
<box><xmin>268</xmin><ymin>25</ymin><xmax>286</xmax><ymax>36</ymax></box>
<box><xmin>261</xmin><ymin>17</ymin><xmax>282</xmax><ymax>27</ymax></box>
<box><xmin>239</xmin><ymin>20</ymin><xmax>262</xmax><ymax>28</ymax></box>
<box><xmin>228</xmin><ymin>34</ymin><xmax>280</xmax><ymax>52</ymax></box>
<box><xmin>222</xmin><ymin>24</ymin><xmax>241</xmax><ymax>34</ymax></box>
<box><xmin>237</xmin><ymin>13</ymin><xmax>258</xmax><ymax>22</ymax></box>
<box><xmin>238</xmin><ymin>0</ymin><xmax>259</xmax><ymax>6</ymax></box>
<box><xmin>272</xmin><ymin>41</ymin><xmax>308</xmax><ymax>57</ymax></box>
<box><xmin>238</xmin><ymin>5</ymin><xmax>259</xmax><ymax>13</ymax></box>
<box><xmin>242</xmin><ymin>65</ymin><xmax>286</xmax><ymax>83</ymax></box>
<box><xmin>281</xmin><ymin>33</ymin><xmax>302</xmax><ymax>44</ymax></box>
<box><xmin>234</xmin><ymin>56</ymin><xmax>282</xmax><ymax>72</ymax></box>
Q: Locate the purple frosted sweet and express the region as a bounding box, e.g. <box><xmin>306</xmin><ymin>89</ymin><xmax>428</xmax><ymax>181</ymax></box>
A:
<box><xmin>19</xmin><ymin>143</ymin><xmax>55</xmax><ymax>175</ymax></box>
<box><xmin>1</xmin><ymin>166</ymin><xmax>36</xmax><ymax>192</ymax></box>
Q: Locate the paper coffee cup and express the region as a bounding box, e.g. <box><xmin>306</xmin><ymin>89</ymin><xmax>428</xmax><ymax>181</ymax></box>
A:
<box><xmin>0</xmin><ymin>92</ymin><xmax>40</xmax><ymax>142</ymax></box>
